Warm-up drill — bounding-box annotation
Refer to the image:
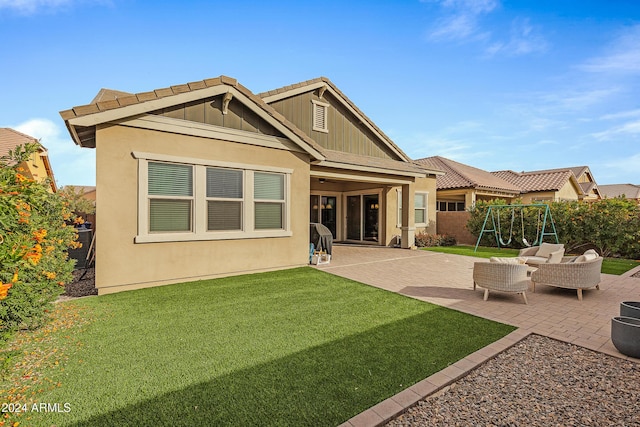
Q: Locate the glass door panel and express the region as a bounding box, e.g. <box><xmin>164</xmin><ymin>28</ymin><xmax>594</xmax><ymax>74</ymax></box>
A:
<box><xmin>321</xmin><ymin>196</ymin><xmax>337</xmax><ymax>238</ymax></box>
<box><xmin>310</xmin><ymin>195</ymin><xmax>319</xmax><ymax>223</ymax></box>
<box><xmin>346</xmin><ymin>195</ymin><xmax>361</xmax><ymax>240</ymax></box>
<box><xmin>363</xmin><ymin>194</ymin><xmax>379</xmax><ymax>242</ymax></box>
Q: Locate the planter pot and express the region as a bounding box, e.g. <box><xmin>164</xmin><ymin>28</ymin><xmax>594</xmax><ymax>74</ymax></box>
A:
<box><xmin>611</xmin><ymin>316</ymin><xmax>640</xmax><ymax>359</ymax></box>
<box><xmin>620</xmin><ymin>301</ymin><xmax>640</xmax><ymax>319</ymax></box>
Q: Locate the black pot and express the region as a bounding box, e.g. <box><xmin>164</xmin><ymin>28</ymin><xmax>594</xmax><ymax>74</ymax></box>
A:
<box><xmin>620</xmin><ymin>301</ymin><xmax>640</xmax><ymax>319</ymax></box>
<box><xmin>611</xmin><ymin>316</ymin><xmax>640</xmax><ymax>359</ymax></box>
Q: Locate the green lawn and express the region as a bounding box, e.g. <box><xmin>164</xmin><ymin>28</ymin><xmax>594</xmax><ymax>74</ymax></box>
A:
<box><xmin>423</xmin><ymin>245</ymin><xmax>640</xmax><ymax>275</ymax></box>
<box><xmin>3</xmin><ymin>267</ymin><xmax>514</xmax><ymax>427</ymax></box>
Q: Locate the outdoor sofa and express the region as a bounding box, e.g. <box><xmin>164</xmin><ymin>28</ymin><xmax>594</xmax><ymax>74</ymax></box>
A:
<box><xmin>530</xmin><ymin>249</ymin><xmax>603</xmax><ymax>301</ymax></box>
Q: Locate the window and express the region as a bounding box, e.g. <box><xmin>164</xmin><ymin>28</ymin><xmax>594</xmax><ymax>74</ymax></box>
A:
<box><xmin>414</xmin><ymin>193</ymin><xmax>427</xmax><ymax>225</ymax></box>
<box><xmin>206</xmin><ymin>167</ymin><xmax>243</xmax><ymax>231</ymax></box>
<box><xmin>437</xmin><ymin>201</ymin><xmax>465</xmax><ymax>211</ymax></box>
<box><xmin>135</xmin><ymin>152</ymin><xmax>292</xmax><ymax>243</ymax></box>
<box><xmin>254</xmin><ymin>172</ymin><xmax>285</xmax><ymax>229</ymax></box>
<box><xmin>397</xmin><ymin>190</ymin><xmax>429</xmax><ymax>226</ymax></box>
<box><xmin>148</xmin><ymin>162</ymin><xmax>193</xmax><ymax>232</ymax></box>
<box><xmin>312</xmin><ymin>100</ymin><xmax>329</xmax><ymax>133</ymax></box>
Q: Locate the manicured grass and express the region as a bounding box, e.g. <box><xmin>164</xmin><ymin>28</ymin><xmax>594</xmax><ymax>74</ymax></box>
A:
<box><xmin>423</xmin><ymin>245</ymin><xmax>520</xmax><ymax>259</ymax></box>
<box><xmin>1</xmin><ymin>267</ymin><xmax>515</xmax><ymax>427</ymax></box>
<box><xmin>423</xmin><ymin>245</ymin><xmax>640</xmax><ymax>275</ymax></box>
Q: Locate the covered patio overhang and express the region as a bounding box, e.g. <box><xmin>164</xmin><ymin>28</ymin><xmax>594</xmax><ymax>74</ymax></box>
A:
<box><xmin>309</xmin><ymin>155</ymin><xmax>441</xmax><ymax>249</ymax></box>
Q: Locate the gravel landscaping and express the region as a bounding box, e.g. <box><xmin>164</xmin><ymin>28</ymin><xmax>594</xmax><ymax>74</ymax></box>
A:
<box><xmin>63</xmin><ymin>267</ymin><xmax>98</xmax><ymax>298</ymax></box>
<box><xmin>387</xmin><ymin>334</ymin><xmax>640</xmax><ymax>427</ymax></box>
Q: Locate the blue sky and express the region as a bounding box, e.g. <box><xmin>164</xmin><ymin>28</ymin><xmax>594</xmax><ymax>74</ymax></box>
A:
<box><xmin>1</xmin><ymin>0</ymin><xmax>639</xmax><ymax>187</ymax></box>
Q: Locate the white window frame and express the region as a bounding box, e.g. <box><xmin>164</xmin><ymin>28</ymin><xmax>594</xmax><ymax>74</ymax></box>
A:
<box><xmin>397</xmin><ymin>190</ymin><xmax>429</xmax><ymax>227</ymax></box>
<box><xmin>414</xmin><ymin>192</ymin><xmax>428</xmax><ymax>226</ymax></box>
<box><xmin>311</xmin><ymin>99</ymin><xmax>329</xmax><ymax>133</ymax></box>
<box><xmin>133</xmin><ymin>152</ymin><xmax>292</xmax><ymax>243</ymax></box>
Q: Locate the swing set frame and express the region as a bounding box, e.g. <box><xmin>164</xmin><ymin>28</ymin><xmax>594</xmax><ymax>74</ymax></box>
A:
<box><xmin>474</xmin><ymin>203</ymin><xmax>559</xmax><ymax>252</ymax></box>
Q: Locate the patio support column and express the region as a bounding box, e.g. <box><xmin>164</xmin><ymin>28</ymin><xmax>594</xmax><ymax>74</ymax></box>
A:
<box><xmin>401</xmin><ymin>181</ymin><xmax>415</xmax><ymax>248</ymax></box>
<box><xmin>466</xmin><ymin>192</ymin><xmax>476</xmax><ymax>209</ymax></box>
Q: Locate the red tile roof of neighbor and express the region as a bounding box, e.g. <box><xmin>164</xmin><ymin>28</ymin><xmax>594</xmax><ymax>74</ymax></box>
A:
<box><xmin>0</xmin><ymin>127</ymin><xmax>40</xmax><ymax>158</ymax></box>
<box><xmin>599</xmin><ymin>184</ymin><xmax>640</xmax><ymax>199</ymax></box>
<box><xmin>415</xmin><ymin>156</ymin><xmax>521</xmax><ymax>193</ymax></box>
<box><xmin>491</xmin><ymin>169</ymin><xmax>576</xmax><ymax>192</ymax></box>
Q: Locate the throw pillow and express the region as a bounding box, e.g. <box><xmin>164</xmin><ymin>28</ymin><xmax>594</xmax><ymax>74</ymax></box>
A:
<box><xmin>535</xmin><ymin>243</ymin><xmax>564</xmax><ymax>258</ymax></box>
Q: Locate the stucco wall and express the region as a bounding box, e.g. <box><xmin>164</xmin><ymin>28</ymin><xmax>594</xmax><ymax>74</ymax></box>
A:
<box><xmin>94</xmin><ymin>124</ymin><xmax>310</xmax><ymax>294</ymax></box>
<box><xmin>386</xmin><ymin>176</ymin><xmax>437</xmax><ymax>245</ymax></box>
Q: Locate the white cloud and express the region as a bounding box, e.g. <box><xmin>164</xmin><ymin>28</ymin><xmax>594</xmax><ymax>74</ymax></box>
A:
<box><xmin>0</xmin><ymin>0</ymin><xmax>108</xmax><ymax>14</ymax></box>
<box><xmin>485</xmin><ymin>18</ymin><xmax>548</xmax><ymax>56</ymax></box>
<box><xmin>600</xmin><ymin>109</ymin><xmax>640</xmax><ymax>121</ymax></box>
<box><xmin>426</xmin><ymin>0</ymin><xmax>498</xmax><ymax>42</ymax></box>
<box><xmin>581</xmin><ymin>24</ymin><xmax>640</xmax><ymax>74</ymax></box>
<box><xmin>591</xmin><ymin>119</ymin><xmax>640</xmax><ymax>141</ymax></box>
<box><xmin>10</xmin><ymin>118</ymin><xmax>95</xmax><ymax>187</ymax></box>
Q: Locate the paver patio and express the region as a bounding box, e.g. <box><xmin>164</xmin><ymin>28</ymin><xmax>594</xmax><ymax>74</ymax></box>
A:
<box><xmin>315</xmin><ymin>245</ymin><xmax>640</xmax><ymax>427</ymax></box>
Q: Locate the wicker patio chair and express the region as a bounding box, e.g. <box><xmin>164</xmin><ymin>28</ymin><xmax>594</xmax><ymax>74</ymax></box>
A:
<box><xmin>530</xmin><ymin>256</ymin><xmax>603</xmax><ymax>301</ymax></box>
<box><xmin>473</xmin><ymin>262</ymin><xmax>529</xmax><ymax>304</ymax></box>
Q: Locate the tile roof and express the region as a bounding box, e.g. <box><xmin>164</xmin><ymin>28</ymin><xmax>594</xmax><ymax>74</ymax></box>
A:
<box><xmin>414</xmin><ymin>156</ymin><xmax>521</xmax><ymax>193</ymax></box>
<box><xmin>61</xmin><ymin>76</ymin><xmax>432</xmax><ymax>179</ymax></box>
<box><xmin>60</xmin><ymin>76</ymin><xmax>326</xmax><ymax>159</ymax></box>
<box><xmin>0</xmin><ymin>127</ymin><xmax>41</xmax><ymax>158</ymax></box>
<box><xmin>322</xmin><ymin>150</ymin><xmax>428</xmax><ymax>175</ymax></box>
<box><xmin>259</xmin><ymin>77</ymin><xmax>411</xmax><ymax>162</ymax></box>
<box><xmin>599</xmin><ymin>184</ymin><xmax>640</xmax><ymax>199</ymax></box>
<box><xmin>492</xmin><ymin>169</ymin><xmax>575</xmax><ymax>192</ymax></box>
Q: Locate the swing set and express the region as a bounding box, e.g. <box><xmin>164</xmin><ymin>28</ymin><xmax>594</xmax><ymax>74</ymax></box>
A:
<box><xmin>474</xmin><ymin>204</ymin><xmax>559</xmax><ymax>252</ymax></box>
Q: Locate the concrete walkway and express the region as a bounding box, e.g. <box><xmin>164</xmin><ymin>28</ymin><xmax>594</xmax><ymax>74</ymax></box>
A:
<box><xmin>314</xmin><ymin>245</ymin><xmax>640</xmax><ymax>426</ymax></box>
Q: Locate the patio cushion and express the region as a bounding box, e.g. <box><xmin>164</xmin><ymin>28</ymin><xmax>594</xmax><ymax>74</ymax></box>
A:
<box><xmin>574</xmin><ymin>249</ymin><xmax>599</xmax><ymax>263</ymax></box>
<box><xmin>490</xmin><ymin>256</ymin><xmax>526</xmax><ymax>264</ymax></box>
<box><xmin>536</xmin><ymin>243</ymin><xmax>564</xmax><ymax>258</ymax></box>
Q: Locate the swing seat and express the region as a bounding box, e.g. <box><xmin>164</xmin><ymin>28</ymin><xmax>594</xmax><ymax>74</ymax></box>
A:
<box><xmin>518</xmin><ymin>243</ymin><xmax>564</xmax><ymax>266</ymax></box>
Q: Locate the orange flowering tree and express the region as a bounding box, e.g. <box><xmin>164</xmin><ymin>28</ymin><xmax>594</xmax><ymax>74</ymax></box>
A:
<box><xmin>0</xmin><ymin>143</ymin><xmax>80</xmax><ymax>337</ymax></box>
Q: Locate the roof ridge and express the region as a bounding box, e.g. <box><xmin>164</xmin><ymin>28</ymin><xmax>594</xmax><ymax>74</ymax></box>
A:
<box><xmin>0</xmin><ymin>127</ymin><xmax>39</xmax><ymax>142</ymax></box>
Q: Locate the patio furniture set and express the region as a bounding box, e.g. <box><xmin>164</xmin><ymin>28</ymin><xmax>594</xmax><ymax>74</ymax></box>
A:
<box><xmin>472</xmin><ymin>243</ymin><xmax>603</xmax><ymax>304</ymax></box>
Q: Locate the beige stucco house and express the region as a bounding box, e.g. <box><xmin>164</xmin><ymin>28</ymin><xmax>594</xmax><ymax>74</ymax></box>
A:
<box><xmin>60</xmin><ymin>76</ymin><xmax>441</xmax><ymax>294</ymax></box>
<box><xmin>0</xmin><ymin>128</ymin><xmax>57</xmax><ymax>192</ymax></box>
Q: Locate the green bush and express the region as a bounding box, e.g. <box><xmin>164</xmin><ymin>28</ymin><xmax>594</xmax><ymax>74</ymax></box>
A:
<box><xmin>0</xmin><ymin>143</ymin><xmax>80</xmax><ymax>336</ymax></box>
<box><xmin>415</xmin><ymin>233</ymin><xmax>457</xmax><ymax>247</ymax></box>
<box><xmin>467</xmin><ymin>198</ymin><xmax>640</xmax><ymax>258</ymax></box>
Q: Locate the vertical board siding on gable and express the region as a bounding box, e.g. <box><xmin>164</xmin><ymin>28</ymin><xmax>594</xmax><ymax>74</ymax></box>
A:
<box><xmin>154</xmin><ymin>96</ymin><xmax>282</xmax><ymax>137</ymax></box>
<box><xmin>269</xmin><ymin>92</ymin><xmax>397</xmax><ymax>160</ymax></box>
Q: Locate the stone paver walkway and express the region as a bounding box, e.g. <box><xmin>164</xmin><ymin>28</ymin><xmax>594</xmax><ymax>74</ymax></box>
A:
<box><xmin>314</xmin><ymin>245</ymin><xmax>640</xmax><ymax>427</ymax></box>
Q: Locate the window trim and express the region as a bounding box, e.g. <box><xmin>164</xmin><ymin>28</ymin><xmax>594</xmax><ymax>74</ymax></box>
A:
<box><xmin>397</xmin><ymin>190</ymin><xmax>429</xmax><ymax>227</ymax></box>
<box><xmin>134</xmin><ymin>152</ymin><xmax>292</xmax><ymax>243</ymax></box>
<box><xmin>311</xmin><ymin>100</ymin><xmax>329</xmax><ymax>133</ymax></box>
<box><xmin>414</xmin><ymin>192</ymin><xmax>428</xmax><ymax>226</ymax></box>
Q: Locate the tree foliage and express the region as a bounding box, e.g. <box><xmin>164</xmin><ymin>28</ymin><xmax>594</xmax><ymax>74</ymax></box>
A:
<box><xmin>1</xmin><ymin>143</ymin><xmax>80</xmax><ymax>337</ymax></box>
<box><xmin>58</xmin><ymin>185</ymin><xmax>95</xmax><ymax>215</ymax></box>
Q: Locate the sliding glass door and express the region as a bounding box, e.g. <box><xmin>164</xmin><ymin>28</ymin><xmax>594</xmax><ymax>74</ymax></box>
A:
<box><xmin>346</xmin><ymin>194</ymin><xmax>379</xmax><ymax>242</ymax></box>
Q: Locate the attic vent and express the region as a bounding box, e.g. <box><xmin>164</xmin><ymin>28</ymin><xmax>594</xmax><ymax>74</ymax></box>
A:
<box><xmin>312</xmin><ymin>100</ymin><xmax>329</xmax><ymax>133</ymax></box>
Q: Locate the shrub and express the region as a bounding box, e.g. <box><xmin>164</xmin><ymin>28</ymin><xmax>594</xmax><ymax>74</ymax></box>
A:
<box><xmin>467</xmin><ymin>198</ymin><xmax>640</xmax><ymax>258</ymax></box>
<box><xmin>415</xmin><ymin>233</ymin><xmax>457</xmax><ymax>247</ymax></box>
<box><xmin>0</xmin><ymin>143</ymin><xmax>80</xmax><ymax>337</ymax></box>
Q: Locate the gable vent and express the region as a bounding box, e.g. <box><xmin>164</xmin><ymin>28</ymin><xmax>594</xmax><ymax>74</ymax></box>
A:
<box><xmin>312</xmin><ymin>100</ymin><xmax>329</xmax><ymax>133</ymax></box>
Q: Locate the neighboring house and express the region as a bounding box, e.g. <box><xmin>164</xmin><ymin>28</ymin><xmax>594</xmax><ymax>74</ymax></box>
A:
<box><xmin>492</xmin><ymin>168</ymin><xmax>585</xmax><ymax>202</ymax></box>
<box><xmin>568</xmin><ymin>166</ymin><xmax>601</xmax><ymax>201</ymax></box>
<box><xmin>414</xmin><ymin>156</ymin><xmax>521</xmax><ymax>245</ymax></box>
<box><xmin>415</xmin><ymin>156</ymin><xmax>521</xmax><ymax>211</ymax></box>
<box><xmin>60</xmin><ymin>76</ymin><xmax>442</xmax><ymax>294</ymax></box>
<box><xmin>599</xmin><ymin>184</ymin><xmax>640</xmax><ymax>203</ymax></box>
<box><xmin>0</xmin><ymin>128</ymin><xmax>57</xmax><ymax>192</ymax></box>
